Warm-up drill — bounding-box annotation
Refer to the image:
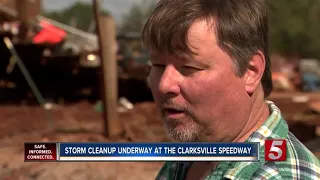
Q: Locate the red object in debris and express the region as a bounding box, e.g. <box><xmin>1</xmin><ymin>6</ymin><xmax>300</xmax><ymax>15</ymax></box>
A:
<box><xmin>33</xmin><ymin>20</ymin><xmax>66</xmax><ymax>44</ymax></box>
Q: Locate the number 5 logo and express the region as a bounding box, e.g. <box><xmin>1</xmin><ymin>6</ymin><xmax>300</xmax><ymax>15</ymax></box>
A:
<box><xmin>265</xmin><ymin>140</ymin><xmax>286</xmax><ymax>161</ymax></box>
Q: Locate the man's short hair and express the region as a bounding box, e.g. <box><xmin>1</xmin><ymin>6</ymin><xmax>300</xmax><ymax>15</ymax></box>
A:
<box><xmin>142</xmin><ymin>0</ymin><xmax>273</xmax><ymax>97</ymax></box>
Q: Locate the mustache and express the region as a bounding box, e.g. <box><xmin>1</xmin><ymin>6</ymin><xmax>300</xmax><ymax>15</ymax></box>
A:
<box><xmin>160</xmin><ymin>101</ymin><xmax>196</xmax><ymax>120</ymax></box>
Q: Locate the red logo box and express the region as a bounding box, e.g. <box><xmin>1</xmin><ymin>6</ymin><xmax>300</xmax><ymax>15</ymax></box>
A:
<box><xmin>265</xmin><ymin>139</ymin><xmax>286</xmax><ymax>161</ymax></box>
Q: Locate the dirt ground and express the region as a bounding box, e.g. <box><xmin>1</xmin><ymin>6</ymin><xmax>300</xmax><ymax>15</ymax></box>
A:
<box><xmin>0</xmin><ymin>101</ymin><xmax>166</xmax><ymax>180</ymax></box>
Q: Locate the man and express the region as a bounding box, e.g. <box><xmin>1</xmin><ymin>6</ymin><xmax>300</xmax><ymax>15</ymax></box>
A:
<box><xmin>142</xmin><ymin>0</ymin><xmax>320</xmax><ymax>179</ymax></box>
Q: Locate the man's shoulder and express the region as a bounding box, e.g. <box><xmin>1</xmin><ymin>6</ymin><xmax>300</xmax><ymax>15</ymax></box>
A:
<box><xmin>277</xmin><ymin>131</ymin><xmax>319</xmax><ymax>178</ymax></box>
<box><xmin>253</xmin><ymin>132</ymin><xmax>320</xmax><ymax>179</ymax></box>
<box><xmin>286</xmin><ymin>131</ymin><xmax>318</xmax><ymax>160</ymax></box>
<box><xmin>285</xmin><ymin>131</ymin><xmax>319</xmax><ymax>166</ymax></box>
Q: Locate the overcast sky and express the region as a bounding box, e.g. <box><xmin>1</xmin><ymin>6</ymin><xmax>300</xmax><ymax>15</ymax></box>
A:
<box><xmin>42</xmin><ymin>0</ymin><xmax>143</xmax><ymax>24</ymax></box>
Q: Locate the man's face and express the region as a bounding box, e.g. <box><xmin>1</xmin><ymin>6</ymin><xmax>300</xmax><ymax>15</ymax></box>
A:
<box><xmin>148</xmin><ymin>20</ymin><xmax>252</xmax><ymax>142</ymax></box>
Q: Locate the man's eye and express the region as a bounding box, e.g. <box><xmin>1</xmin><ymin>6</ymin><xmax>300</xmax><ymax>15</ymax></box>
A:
<box><xmin>152</xmin><ymin>64</ymin><xmax>166</xmax><ymax>68</ymax></box>
<box><xmin>180</xmin><ymin>66</ymin><xmax>203</xmax><ymax>75</ymax></box>
<box><xmin>182</xmin><ymin>66</ymin><xmax>202</xmax><ymax>71</ymax></box>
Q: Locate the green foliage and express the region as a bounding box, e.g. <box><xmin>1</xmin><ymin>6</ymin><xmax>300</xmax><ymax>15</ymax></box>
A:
<box><xmin>120</xmin><ymin>4</ymin><xmax>145</xmax><ymax>33</ymax></box>
<box><xmin>267</xmin><ymin>0</ymin><xmax>320</xmax><ymax>58</ymax></box>
<box><xmin>42</xmin><ymin>2</ymin><xmax>108</xmax><ymax>32</ymax></box>
<box><xmin>119</xmin><ymin>0</ymin><xmax>157</xmax><ymax>33</ymax></box>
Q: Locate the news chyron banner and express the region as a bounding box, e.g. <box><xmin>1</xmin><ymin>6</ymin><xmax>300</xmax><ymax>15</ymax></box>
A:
<box><xmin>25</xmin><ymin>142</ymin><xmax>261</xmax><ymax>162</ymax></box>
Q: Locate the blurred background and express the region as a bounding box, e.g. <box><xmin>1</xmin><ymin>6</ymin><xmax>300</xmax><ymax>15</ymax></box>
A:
<box><xmin>0</xmin><ymin>0</ymin><xmax>320</xmax><ymax>179</ymax></box>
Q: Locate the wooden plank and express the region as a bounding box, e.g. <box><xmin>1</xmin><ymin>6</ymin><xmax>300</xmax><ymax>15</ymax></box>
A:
<box><xmin>269</xmin><ymin>92</ymin><xmax>320</xmax><ymax>100</ymax></box>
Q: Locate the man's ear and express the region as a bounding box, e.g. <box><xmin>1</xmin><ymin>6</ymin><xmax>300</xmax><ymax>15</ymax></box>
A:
<box><xmin>244</xmin><ymin>50</ymin><xmax>265</xmax><ymax>95</ymax></box>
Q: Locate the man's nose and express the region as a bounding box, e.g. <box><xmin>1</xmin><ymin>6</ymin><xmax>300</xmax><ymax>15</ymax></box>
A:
<box><xmin>158</xmin><ymin>65</ymin><xmax>181</xmax><ymax>95</ymax></box>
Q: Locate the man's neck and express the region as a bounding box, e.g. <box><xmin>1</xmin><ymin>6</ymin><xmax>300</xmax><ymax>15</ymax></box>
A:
<box><xmin>232</xmin><ymin>88</ymin><xmax>270</xmax><ymax>142</ymax></box>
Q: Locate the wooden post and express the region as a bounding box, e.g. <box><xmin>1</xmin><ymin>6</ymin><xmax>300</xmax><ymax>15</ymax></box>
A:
<box><xmin>16</xmin><ymin>0</ymin><xmax>28</xmax><ymax>22</ymax></box>
<box><xmin>93</xmin><ymin>0</ymin><xmax>123</xmax><ymax>137</ymax></box>
<box><xmin>16</xmin><ymin>0</ymin><xmax>29</xmax><ymax>40</ymax></box>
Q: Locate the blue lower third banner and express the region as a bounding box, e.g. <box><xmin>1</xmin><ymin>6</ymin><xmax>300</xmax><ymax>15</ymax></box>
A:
<box><xmin>58</xmin><ymin>142</ymin><xmax>259</xmax><ymax>161</ymax></box>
